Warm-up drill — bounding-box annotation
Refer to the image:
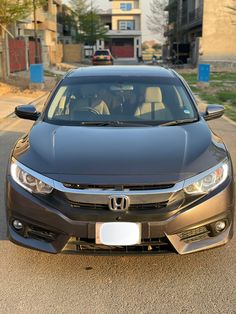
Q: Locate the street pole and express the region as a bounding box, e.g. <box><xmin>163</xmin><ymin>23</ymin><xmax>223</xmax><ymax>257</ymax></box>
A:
<box><xmin>0</xmin><ymin>24</ymin><xmax>13</xmax><ymax>80</ymax></box>
<box><xmin>91</xmin><ymin>0</ymin><xmax>94</xmax><ymax>55</ymax></box>
<box><xmin>33</xmin><ymin>0</ymin><xmax>39</xmax><ymax>63</ymax></box>
<box><xmin>0</xmin><ymin>26</ymin><xmax>8</xmax><ymax>80</ymax></box>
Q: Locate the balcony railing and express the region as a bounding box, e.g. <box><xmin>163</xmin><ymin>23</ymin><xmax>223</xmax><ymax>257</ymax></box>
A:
<box><xmin>181</xmin><ymin>5</ymin><xmax>203</xmax><ymax>28</ymax></box>
<box><xmin>112</xmin><ymin>8</ymin><xmax>141</xmax><ymax>15</ymax></box>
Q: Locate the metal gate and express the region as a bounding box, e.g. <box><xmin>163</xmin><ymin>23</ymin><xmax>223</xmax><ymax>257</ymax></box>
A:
<box><xmin>8</xmin><ymin>39</ymin><xmax>26</xmax><ymax>72</ymax></box>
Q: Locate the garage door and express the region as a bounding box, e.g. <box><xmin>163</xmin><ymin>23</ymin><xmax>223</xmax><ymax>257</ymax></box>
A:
<box><xmin>111</xmin><ymin>38</ymin><xmax>134</xmax><ymax>58</ymax></box>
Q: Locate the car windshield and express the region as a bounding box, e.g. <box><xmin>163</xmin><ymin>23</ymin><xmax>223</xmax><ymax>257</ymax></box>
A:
<box><xmin>94</xmin><ymin>51</ymin><xmax>109</xmax><ymax>56</ymax></box>
<box><xmin>45</xmin><ymin>76</ymin><xmax>198</xmax><ymax>126</ymax></box>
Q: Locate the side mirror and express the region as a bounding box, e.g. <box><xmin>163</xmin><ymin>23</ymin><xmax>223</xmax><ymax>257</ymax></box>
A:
<box><xmin>203</xmin><ymin>105</ymin><xmax>224</xmax><ymax>121</ymax></box>
<box><xmin>15</xmin><ymin>105</ymin><xmax>40</xmax><ymax>121</ymax></box>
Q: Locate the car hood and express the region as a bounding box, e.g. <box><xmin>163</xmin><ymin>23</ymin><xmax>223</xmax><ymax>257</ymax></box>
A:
<box><xmin>13</xmin><ymin>120</ymin><xmax>226</xmax><ymax>184</ymax></box>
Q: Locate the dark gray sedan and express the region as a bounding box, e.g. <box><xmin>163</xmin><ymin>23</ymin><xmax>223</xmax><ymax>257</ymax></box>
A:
<box><xmin>6</xmin><ymin>66</ymin><xmax>235</xmax><ymax>254</ymax></box>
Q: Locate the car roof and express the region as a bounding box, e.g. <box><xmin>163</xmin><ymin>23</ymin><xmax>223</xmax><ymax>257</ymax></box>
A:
<box><xmin>94</xmin><ymin>49</ymin><xmax>111</xmax><ymax>54</ymax></box>
<box><xmin>94</xmin><ymin>49</ymin><xmax>110</xmax><ymax>52</ymax></box>
<box><xmin>67</xmin><ymin>66</ymin><xmax>176</xmax><ymax>79</ymax></box>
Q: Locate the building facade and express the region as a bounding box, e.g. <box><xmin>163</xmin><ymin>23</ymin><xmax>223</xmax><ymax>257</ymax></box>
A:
<box><xmin>57</xmin><ymin>4</ymin><xmax>78</xmax><ymax>45</ymax></box>
<box><xmin>14</xmin><ymin>0</ymin><xmax>62</xmax><ymax>67</ymax></box>
<box><xmin>200</xmin><ymin>0</ymin><xmax>236</xmax><ymax>67</ymax></box>
<box><xmin>164</xmin><ymin>0</ymin><xmax>236</xmax><ymax>67</ymax></box>
<box><xmin>164</xmin><ymin>0</ymin><xmax>203</xmax><ymax>65</ymax></box>
<box><xmin>98</xmin><ymin>0</ymin><xmax>142</xmax><ymax>59</ymax></box>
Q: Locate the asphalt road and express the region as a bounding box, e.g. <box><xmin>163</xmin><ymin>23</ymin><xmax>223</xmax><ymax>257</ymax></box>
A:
<box><xmin>0</xmin><ymin>114</ymin><xmax>235</xmax><ymax>314</ymax></box>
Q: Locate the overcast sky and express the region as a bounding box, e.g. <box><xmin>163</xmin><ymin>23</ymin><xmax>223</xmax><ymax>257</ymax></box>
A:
<box><xmin>64</xmin><ymin>0</ymin><xmax>156</xmax><ymax>42</ymax></box>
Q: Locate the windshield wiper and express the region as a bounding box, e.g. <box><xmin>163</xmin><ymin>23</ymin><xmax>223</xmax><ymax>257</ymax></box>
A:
<box><xmin>81</xmin><ymin>121</ymin><xmax>151</xmax><ymax>127</ymax></box>
<box><xmin>159</xmin><ymin>118</ymin><xmax>199</xmax><ymax>126</ymax></box>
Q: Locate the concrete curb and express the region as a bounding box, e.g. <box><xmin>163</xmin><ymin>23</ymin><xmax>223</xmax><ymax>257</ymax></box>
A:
<box><xmin>223</xmin><ymin>115</ymin><xmax>236</xmax><ymax>127</ymax></box>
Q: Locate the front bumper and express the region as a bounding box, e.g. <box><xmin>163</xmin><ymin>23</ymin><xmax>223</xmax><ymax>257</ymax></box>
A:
<box><xmin>6</xmin><ymin>176</ymin><xmax>235</xmax><ymax>255</ymax></box>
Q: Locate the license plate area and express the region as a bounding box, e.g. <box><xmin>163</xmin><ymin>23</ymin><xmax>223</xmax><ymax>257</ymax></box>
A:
<box><xmin>96</xmin><ymin>222</ymin><xmax>141</xmax><ymax>246</ymax></box>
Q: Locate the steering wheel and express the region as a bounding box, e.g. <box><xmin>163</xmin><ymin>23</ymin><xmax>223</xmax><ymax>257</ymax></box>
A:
<box><xmin>77</xmin><ymin>107</ymin><xmax>100</xmax><ymax>115</ymax></box>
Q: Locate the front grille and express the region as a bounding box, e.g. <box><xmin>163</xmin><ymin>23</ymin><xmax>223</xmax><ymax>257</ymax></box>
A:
<box><xmin>63</xmin><ymin>183</ymin><xmax>174</xmax><ymax>191</ymax></box>
<box><xmin>62</xmin><ymin>237</ymin><xmax>175</xmax><ymax>255</ymax></box>
<box><xmin>69</xmin><ymin>200</ymin><xmax>169</xmax><ymax>211</ymax></box>
<box><xmin>178</xmin><ymin>226</ymin><xmax>210</xmax><ymax>243</ymax></box>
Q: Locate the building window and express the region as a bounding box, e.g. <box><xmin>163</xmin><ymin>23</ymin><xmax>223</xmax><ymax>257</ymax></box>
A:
<box><xmin>119</xmin><ymin>20</ymin><xmax>135</xmax><ymax>30</ymax></box>
<box><xmin>136</xmin><ymin>39</ymin><xmax>139</xmax><ymax>45</ymax></box>
<box><xmin>120</xmin><ymin>3</ymin><xmax>132</xmax><ymax>11</ymax></box>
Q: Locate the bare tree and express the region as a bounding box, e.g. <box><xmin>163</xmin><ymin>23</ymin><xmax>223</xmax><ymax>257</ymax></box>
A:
<box><xmin>147</xmin><ymin>0</ymin><xmax>168</xmax><ymax>41</ymax></box>
<box><xmin>226</xmin><ymin>0</ymin><xmax>236</xmax><ymax>25</ymax></box>
<box><xmin>227</xmin><ymin>0</ymin><xmax>236</xmax><ymax>13</ymax></box>
<box><xmin>69</xmin><ymin>0</ymin><xmax>89</xmax><ymax>17</ymax></box>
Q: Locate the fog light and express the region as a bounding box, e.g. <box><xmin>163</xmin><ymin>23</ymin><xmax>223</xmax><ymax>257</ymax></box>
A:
<box><xmin>215</xmin><ymin>221</ymin><xmax>226</xmax><ymax>233</ymax></box>
<box><xmin>12</xmin><ymin>219</ymin><xmax>23</xmax><ymax>230</ymax></box>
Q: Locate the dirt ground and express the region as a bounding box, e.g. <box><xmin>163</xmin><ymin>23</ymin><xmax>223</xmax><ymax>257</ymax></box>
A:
<box><xmin>0</xmin><ymin>82</ymin><xmax>45</xmax><ymax>99</ymax></box>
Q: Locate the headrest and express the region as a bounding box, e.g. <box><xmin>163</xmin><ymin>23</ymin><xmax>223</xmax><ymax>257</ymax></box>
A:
<box><xmin>69</xmin><ymin>98</ymin><xmax>78</xmax><ymax>112</ymax></box>
<box><xmin>145</xmin><ymin>87</ymin><xmax>162</xmax><ymax>103</ymax></box>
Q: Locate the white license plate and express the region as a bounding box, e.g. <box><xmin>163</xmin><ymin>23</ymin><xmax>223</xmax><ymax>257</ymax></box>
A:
<box><xmin>96</xmin><ymin>222</ymin><xmax>141</xmax><ymax>246</ymax></box>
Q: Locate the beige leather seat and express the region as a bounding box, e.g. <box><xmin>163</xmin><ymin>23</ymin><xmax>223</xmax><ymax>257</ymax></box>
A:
<box><xmin>135</xmin><ymin>87</ymin><xmax>172</xmax><ymax>120</ymax></box>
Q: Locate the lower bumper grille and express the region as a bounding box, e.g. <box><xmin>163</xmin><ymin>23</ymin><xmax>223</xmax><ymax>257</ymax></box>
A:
<box><xmin>178</xmin><ymin>226</ymin><xmax>210</xmax><ymax>244</ymax></box>
<box><xmin>62</xmin><ymin>237</ymin><xmax>175</xmax><ymax>255</ymax></box>
<box><xmin>27</xmin><ymin>226</ymin><xmax>57</xmax><ymax>243</ymax></box>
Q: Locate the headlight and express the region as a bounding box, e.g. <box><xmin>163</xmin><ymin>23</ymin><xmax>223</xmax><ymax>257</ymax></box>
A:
<box><xmin>184</xmin><ymin>159</ymin><xmax>229</xmax><ymax>195</ymax></box>
<box><xmin>10</xmin><ymin>159</ymin><xmax>54</xmax><ymax>195</ymax></box>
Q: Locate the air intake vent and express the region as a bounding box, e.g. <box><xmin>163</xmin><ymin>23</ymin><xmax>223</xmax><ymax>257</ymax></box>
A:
<box><xmin>178</xmin><ymin>226</ymin><xmax>210</xmax><ymax>243</ymax></box>
<box><xmin>69</xmin><ymin>200</ymin><xmax>168</xmax><ymax>210</ymax></box>
<box><xmin>63</xmin><ymin>183</ymin><xmax>174</xmax><ymax>191</ymax></box>
<box><xmin>62</xmin><ymin>237</ymin><xmax>175</xmax><ymax>254</ymax></box>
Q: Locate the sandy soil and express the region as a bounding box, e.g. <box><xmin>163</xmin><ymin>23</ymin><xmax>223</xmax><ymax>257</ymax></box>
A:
<box><xmin>0</xmin><ymin>82</ymin><xmax>45</xmax><ymax>98</ymax></box>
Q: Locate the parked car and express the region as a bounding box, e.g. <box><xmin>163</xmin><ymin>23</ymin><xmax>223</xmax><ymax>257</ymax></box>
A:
<box><xmin>6</xmin><ymin>66</ymin><xmax>235</xmax><ymax>255</ymax></box>
<box><xmin>92</xmin><ymin>49</ymin><xmax>113</xmax><ymax>66</ymax></box>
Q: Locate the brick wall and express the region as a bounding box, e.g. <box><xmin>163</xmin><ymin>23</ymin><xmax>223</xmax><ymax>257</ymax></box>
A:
<box><xmin>63</xmin><ymin>44</ymin><xmax>83</xmax><ymax>63</ymax></box>
<box><xmin>49</xmin><ymin>43</ymin><xmax>63</xmax><ymax>65</ymax></box>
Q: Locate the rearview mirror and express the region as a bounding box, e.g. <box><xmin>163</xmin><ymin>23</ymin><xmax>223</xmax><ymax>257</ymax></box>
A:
<box><xmin>15</xmin><ymin>105</ymin><xmax>40</xmax><ymax>121</ymax></box>
<box><xmin>203</xmin><ymin>105</ymin><xmax>224</xmax><ymax>121</ymax></box>
<box><xmin>110</xmin><ymin>84</ymin><xmax>134</xmax><ymax>91</ymax></box>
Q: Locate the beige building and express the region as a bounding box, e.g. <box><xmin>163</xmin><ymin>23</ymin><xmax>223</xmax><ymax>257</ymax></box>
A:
<box><xmin>98</xmin><ymin>0</ymin><xmax>142</xmax><ymax>59</ymax></box>
<box><xmin>17</xmin><ymin>0</ymin><xmax>62</xmax><ymax>67</ymax></box>
<box><xmin>199</xmin><ymin>0</ymin><xmax>236</xmax><ymax>67</ymax></box>
<box><xmin>164</xmin><ymin>0</ymin><xmax>236</xmax><ymax>67</ymax></box>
